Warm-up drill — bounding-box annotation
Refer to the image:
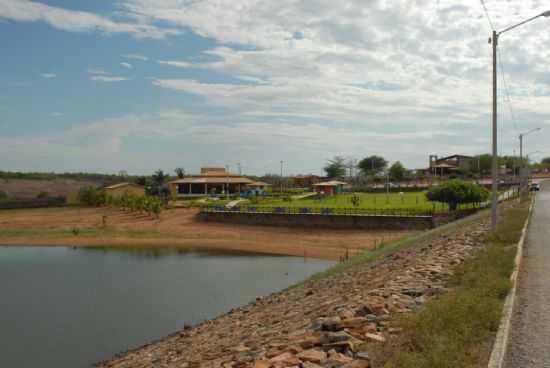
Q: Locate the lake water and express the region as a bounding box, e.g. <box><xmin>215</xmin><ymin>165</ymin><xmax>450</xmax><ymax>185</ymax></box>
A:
<box><xmin>0</xmin><ymin>246</ymin><xmax>334</xmax><ymax>368</ymax></box>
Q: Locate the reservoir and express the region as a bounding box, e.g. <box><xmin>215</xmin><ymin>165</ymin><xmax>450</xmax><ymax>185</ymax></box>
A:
<box><xmin>0</xmin><ymin>246</ymin><xmax>334</xmax><ymax>368</ymax></box>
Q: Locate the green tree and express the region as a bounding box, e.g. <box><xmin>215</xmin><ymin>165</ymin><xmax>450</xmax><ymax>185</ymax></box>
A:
<box><xmin>358</xmin><ymin>155</ymin><xmax>388</xmax><ymax>176</ymax></box>
<box><xmin>152</xmin><ymin>170</ymin><xmax>167</xmax><ymax>186</ymax></box>
<box><xmin>323</xmin><ymin>156</ymin><xmax>347</xmax><ymax>178</ymax></box>
<box><xmin>426</xmin><ymin>180</ymin><xmax>489</xmax><ymax>211</ymax></box>
<box><xmin>541</xmin><ymin>157</ymin><xmax>550</xmax><ymax>165</ymax></box>
<box><xmin>150</xmin><ymin>170</ymin><xmax>168</xmax><ymax>196</ymax></box>
<box><xmin>78</xmin><ymin>187</ymin><xmax>106</xmax><ymax>207</ymax></box>
<box><xmin>174</xmin><ymin>167</ymin><xmax>185</xmax><ymax>179</ymax></box>
<box><xmin>389</xmin><ymin>161</ymin><xmax>406</xmax><ymax>181</ymax></box>
<box><xmin>135</xmin><ymin>176</ymin><xmax>148</xmax><ymax>186</ymax></box>
<box><xmin>471</xmin><ymin>154</ymin><xmax>492</xmax><ymax>175</ymax></box>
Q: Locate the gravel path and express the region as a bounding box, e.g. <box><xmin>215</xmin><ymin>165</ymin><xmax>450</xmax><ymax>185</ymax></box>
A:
<box><xmin>505</xmin><ymin>181</ymin><xmax>550</xmax><ymax>368</ymax></box>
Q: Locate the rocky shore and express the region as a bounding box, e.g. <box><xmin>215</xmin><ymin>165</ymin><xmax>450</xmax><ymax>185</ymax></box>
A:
<box><xmin>99</xmin><ymin>218</ymin><xmax>488</xmax><ymax>368</ymax></box>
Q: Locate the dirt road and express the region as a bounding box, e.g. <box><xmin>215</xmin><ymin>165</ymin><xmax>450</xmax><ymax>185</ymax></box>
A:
<box><xmin>0</xmin><ymin>207</ymin><xmax>410</xmax><ymax>260</ymax></box>
<box><xmin>505</xmin><ymin>181</ymin><xmax>550</xmax><ymax>367</ymax></box>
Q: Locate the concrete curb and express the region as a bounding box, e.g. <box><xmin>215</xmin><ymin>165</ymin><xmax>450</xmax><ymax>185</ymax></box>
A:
<box><xmin>487</xmin><ymin>197</ymin><xmax>535</xmax><ymax>368</ymax></box>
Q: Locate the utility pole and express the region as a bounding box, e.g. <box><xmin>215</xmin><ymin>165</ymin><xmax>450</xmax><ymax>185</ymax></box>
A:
<box><xmin>519</xmin><ymin>128</ymin><xmax>541</xmax><ymax>190</ymax></box>
<box><xmin>225</xmin><ymin>165</ymin><xmax>229</xmax><ymax>195</ymax></box>
<box><xmin>491</xmin><ymin>30</ymin><xmax>498</xmax><ymax>232</ymax></box>
<box><xmin>487</xmin><ymin>10</ymin><xmax>550</xmax><ymax>231</ymax></box>
<box><xmin>280</xmin><ymin>160</ymin><xmax>284</xmax><ymax>194</ymax></box>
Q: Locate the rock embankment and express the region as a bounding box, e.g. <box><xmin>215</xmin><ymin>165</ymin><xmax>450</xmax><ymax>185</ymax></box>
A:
<box><xmin>99</xmin><ymin>220</ymin><xmax>488</xmax><ymax>368</ymax></box>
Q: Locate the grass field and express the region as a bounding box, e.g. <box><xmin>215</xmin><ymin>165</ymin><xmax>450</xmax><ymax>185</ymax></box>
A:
<box><xmin>251</xmin><ymin>192</ymin><xmax>459</xmax><ymax>212</ymax></box>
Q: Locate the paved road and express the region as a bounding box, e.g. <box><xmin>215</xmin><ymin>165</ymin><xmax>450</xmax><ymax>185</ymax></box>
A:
<box><xmin>505</xmin><ymin>181</ymin><xmax>550</xmax><ymax>367</ymax></box>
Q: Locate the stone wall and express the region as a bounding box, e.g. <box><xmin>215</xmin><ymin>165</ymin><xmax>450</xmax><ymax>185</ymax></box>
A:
<box><xmin>197</xmin><ymin>212</ymin><xmax>435</xmax><ymax>230</ymax></box>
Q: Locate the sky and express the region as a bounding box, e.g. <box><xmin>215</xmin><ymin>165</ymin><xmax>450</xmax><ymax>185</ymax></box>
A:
<box><xmin>1</xmin><ymin>0</ymin><xmax>549</xmax><ymax>176</ymax></box>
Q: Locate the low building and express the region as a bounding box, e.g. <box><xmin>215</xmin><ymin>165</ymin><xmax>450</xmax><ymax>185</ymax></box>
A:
<box><xmin>313</xmin><ymin>181</ymin><xmax>347</xmax><ymax>196</ymax></box>
<box><xmin>247</xmin><ymin>181</ymin><xmax>271</xmax><ymax>196</ymax></box>
<box><xmin>104</xmin><ymin>183</ymin><xmax>145</xmax><ymax>197</ymax></box>
<box><xmin>169</xmin><ymin>167</ymin><xmax>255</xmax><ymax>197</ymax></box>
<box><xmin>427</xmin><ymin>154</ymin><xmax>474</xmax><ymax>176</ymax></box>
<box><xmin>291</xmin><ymin>174</ymin><xmax>322</xmax><ymax>189</ymax></box>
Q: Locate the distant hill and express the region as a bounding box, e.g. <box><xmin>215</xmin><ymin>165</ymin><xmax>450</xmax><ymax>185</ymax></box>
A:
<box><xmin>0</xmin><ymin>171</ymin><xmax>132</xmax><ymax>199</ymax></box>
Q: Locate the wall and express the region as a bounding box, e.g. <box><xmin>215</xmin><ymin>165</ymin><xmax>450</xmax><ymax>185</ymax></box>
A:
<box><xmin>0</xmin><ymin>197</ymin><xmax>66</xmax><ymax>210</ymax></box>
<box><xmin>198</xmin><ymin>211</ymin><xmax>435</xmax><ymax>230</ymax></box>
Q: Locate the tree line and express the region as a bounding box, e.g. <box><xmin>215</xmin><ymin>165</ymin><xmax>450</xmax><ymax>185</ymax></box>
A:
<box><xmin>78</xmin><ymin>187</ymin><xmax>164</xmax><ymax>218</ymax></box>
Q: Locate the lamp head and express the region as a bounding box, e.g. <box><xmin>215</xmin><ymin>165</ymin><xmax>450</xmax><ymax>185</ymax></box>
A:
<box><xmin>541</xmin><ymin>10</ymin><xmax>550</xmax><ymax>17</ymax></box>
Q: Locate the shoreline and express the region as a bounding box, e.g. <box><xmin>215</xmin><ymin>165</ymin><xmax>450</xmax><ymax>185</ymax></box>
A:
<box><xmin>0</xmin><ymin>207</ymin><xmax>411</xmax><ymax>260</ymax></box>
<box><xmin>97</xmin><ymin>210</ymin><xmax>490</xmax><ymax>368</ymax></box>
<box><xmin>0</xmin><ymin>236</ymin><xmax>362</xmax><ymax>260</ymax></box>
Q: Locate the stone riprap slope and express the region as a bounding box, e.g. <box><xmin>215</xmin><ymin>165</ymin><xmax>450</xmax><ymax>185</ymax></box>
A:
<box><xmin>99</xmin><ymin>220</ymin><xmax>488</xmax><ymax>368</ymax></box>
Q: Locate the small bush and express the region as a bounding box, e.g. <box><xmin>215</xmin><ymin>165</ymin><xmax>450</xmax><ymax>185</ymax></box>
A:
<box><xmin>78</xmin><ymin>187</ymin><xmax>106</xmax><ymax>207</ymax></box>
<box><xmin>36</xmin><ymin>191</ymin><xmax>49</xmax><ymax>199</ymax></box>
<box><xmin>0</xmin><ymin>190</ymin><xmax>8</xmax><ymax>200</ymax></box>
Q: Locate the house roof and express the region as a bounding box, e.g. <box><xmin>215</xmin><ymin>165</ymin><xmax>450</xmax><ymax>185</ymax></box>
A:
<box><xmin>430</xmin><ymin>163</ymin><xmax>457</xmax><ymax>168</ymax></box>
<box><xmin>169</xmin><ymin>177</ymin><xmax>254</xmax><ymax>185</ymax></box>
<box><xmin>104</xmin><ymin>182</ymin><xmax>144</xmax><ymax>190</ymax></box>
<box><xmin>313</xmin><ymin>180</ymin><xmax>348</xmax><ymax>186</ymax></box>
<box><xmin>249</xmin><ymin>181</ymin><xmax>271</xmax><ymax>187</ymax></box>
<box><xmin>436</xmin><ymin>154</ymin><xmax>473</xmax><ymax>162</ymax></box>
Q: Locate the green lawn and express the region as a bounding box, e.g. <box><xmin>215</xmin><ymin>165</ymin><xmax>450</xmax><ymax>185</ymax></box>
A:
<box><xmin>252</xmin><ymin>192</ymin><xmax>453</xmax><ymax>212</ymax></box>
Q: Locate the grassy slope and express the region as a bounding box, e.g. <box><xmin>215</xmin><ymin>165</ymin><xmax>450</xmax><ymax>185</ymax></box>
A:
<box><xmin>373</xmin><ymin>200</ymin><xmax>530</xmax><ymax>368</ymax></box>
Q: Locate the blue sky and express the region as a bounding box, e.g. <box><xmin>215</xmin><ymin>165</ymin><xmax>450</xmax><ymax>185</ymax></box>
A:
<box><xmin>1</xmin><ymin>0</ymin><xmax>549</xmax><ymax>175</ymax></box>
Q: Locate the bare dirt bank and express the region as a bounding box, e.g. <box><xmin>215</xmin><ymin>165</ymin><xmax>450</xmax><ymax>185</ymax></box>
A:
<box><xmin>0</xmin><ymin>207</ymin><xmax>410</xmax><ymax>260</ymax></box>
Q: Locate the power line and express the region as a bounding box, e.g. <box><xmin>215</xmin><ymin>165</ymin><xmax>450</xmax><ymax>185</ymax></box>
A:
<box><xmin>497</xmin><ymin>47</ymin><xmax>519</xmax><ymax>135</ymax></box>
<box><xmin>479</xmin><ymin>0</ymin><xmax>496</xmax><ymax>31</ymax></box>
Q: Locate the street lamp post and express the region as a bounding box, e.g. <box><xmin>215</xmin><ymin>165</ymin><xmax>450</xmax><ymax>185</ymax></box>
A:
<box><xmin>489</xmin><ymin>10</ymin><xmax>550</xmax><ymax>231</ymax></box>
<box><xmin>280</xmin><ymin>160</ymin><xmax>284</xmax><ymax>194</ymax></box>
<box><xmin>519</xmin><ymin>127</ymin><xmax>541</xmax><ymax>175</ymax></box>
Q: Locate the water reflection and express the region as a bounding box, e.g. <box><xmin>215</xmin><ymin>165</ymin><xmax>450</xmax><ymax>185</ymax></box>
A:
<box><xmin>0</xmin><ymin>246</ymin><xmax>333</xmax><ymax>368</ymax></box>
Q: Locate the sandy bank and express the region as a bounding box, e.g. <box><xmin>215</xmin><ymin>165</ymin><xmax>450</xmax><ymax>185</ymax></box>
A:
<box><xmin>0</xmin><ymin>207</ymin><xmax>410</xmax><ymax>260</ymax></box>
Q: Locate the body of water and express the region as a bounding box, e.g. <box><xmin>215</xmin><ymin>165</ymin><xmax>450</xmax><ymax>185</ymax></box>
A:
<box><xmin>0</xmin><ymin>246</ymin><xmax>333</xmax><ymax>368</ymax></box>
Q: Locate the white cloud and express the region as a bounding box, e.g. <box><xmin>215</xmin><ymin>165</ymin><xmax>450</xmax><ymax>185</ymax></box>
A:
<box><xmin>87</xmin><ymin>68</ymin><xmax>128</xmax><ymax>82</ymax></box>
<box><xmin>120</xmin><ymin>62</ymin><xmax>133</xmax><ymax>69</ymax></box>
<box><xmin>91</xmin><ymin>75</ymin><xmax>129</xmax><ymax>82</ymax></box>
<box><xmin>87</xmin><ymin>68</ymin><xmax>108</xmax><ymax>75</ymax></box>
<box><xmin>4</xmin><ymin>0</ymin><xmax>550</xmax><ymax>172</ymax></box>
<box><xmin>122</xmin><ymin>54</ymin><xmax>148</xmax><ymax>61</ymax></box>
<box><xmin>0</xmin><ymin>0</ymin><xmax>181</xmax><ymax>39</ymax></box>
<box><xmin>41</xmin><ymin>73</ymin><xmax>56</xmax><ymax>78</ymax></box>
<box><xmin>157</xmin><ymin>60</ymin><xmax>193</xmax><ymax>68</ymax></box>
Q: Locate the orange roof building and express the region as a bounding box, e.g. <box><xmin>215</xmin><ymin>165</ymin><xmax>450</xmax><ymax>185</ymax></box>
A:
<box><xmin>168</xmin><ymin>167</ymin><xmax>255</xmax><ymax>197</ymax></box>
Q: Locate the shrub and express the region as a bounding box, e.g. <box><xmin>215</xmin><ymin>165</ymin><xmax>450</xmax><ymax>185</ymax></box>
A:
<box><xmin>78</xmin><ymin>187</ymin><xmax>106</xmax><ymax>207</ymax></box>
<box><xmin>0</xmin><ymin>190</ymin><xmax>8</xmax><ymax>200</ymax></box>
<box><xmin>426</xmin><ymin>180</ymin><xmax>489</xmax><ymax>211</ymax></box>
<box><xmin>36</xmin><ymin>191</ymin><xmax>49</xmax><ymax>199</ymax></box>
<box><xmin>350</xmin><ymin>194</ymin><xmax>361</xmax><ymax>207</ymax></box>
